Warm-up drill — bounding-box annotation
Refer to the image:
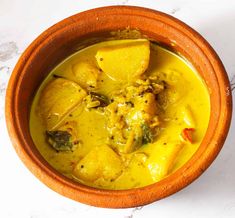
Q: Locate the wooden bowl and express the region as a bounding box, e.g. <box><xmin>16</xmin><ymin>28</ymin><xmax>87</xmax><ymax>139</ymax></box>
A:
<box><xmin>5</xmin><ymin>6</ymin><xmax>232</xmax><ymax>208</ymax></box>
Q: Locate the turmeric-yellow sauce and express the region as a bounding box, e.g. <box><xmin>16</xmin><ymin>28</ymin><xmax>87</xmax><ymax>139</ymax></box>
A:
<box><xmin>30</xmin><ymin>39</ymin><xmax>210</xmax><ymax>190</ymax></box>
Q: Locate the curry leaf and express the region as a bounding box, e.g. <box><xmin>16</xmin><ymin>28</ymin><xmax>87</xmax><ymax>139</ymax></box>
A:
<box><xmin>46</xmin><ymin>130</ymin><xmax>74</xmax><ymax>151</ymax></box>
<box><xmin>89</xmin><ymin>92</ymin><xmax>110</xmax><ymax>107</ymax></box>
<box><xmin>141</xmin><ymin>123</ymin><xmax>154</xmax><ymax>145</ymax></box>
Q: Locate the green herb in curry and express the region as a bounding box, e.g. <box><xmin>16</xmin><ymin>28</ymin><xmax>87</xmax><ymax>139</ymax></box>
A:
<box><xmin>46</xmin><ymin>130</ymin><xmax>74</xmax><ymax>151</ymax></box>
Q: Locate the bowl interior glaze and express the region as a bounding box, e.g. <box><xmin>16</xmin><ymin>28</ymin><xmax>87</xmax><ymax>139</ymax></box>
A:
<box><xmin>5</xmin><ymin>6</ymin><xmax>232</xmax><ymax>208</ymax></box>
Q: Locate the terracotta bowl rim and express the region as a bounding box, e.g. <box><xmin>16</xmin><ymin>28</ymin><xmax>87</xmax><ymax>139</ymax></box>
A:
<box><xmin>5</xmin><ymin>6</ymin><xmax>233</xmax><ymax>208</ymax></box>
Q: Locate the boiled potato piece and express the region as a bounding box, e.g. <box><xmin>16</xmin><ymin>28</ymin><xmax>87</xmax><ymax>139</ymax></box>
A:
<box><xmin>39</xmin><ymin>78</ymin><xmax>86</xmax><ymax>130</ymax></box>
<box><xmin>73</xmin><ymin>145</ymin><xmax>123</xmax><ymax>182</ymax></box>
<box><xmin>129</xmin><ymin>93</ymin><xmax>158</xmax><ymax>124</ymax></box>
<box><xmin>96</xmin><ymin>39</ymin><xmax>150</xmax><ymax>81</ymax></box>
<box><xmin>146</xmin><ymin>142</ymin><xmax>183</xmax><ymax>181</ymax></box>
<box><xmin>55</xmin><ymin>61</ymin><xmax>100</xmax><ymax>90</ymax></box>
<box><xmin>157</xmin><ymin>86</ymin><xmax>182</xmax><ymax>109</ymax></box>
<box><xmin>72</xmin><ymin>61</ymin><xmax>100</xmax><ymax>89</ymax></box>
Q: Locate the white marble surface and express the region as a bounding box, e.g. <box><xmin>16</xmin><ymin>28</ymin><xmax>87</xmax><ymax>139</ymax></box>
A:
<box><xmin>0</xmin><ymin>0</ymin><xmax>235</xmax><ymax>217</ymax></box>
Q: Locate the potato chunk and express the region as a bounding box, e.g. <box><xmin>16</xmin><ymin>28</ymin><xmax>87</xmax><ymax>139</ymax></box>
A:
<box><xmin>39</xmin><ymin>78</ymin><xmax>86</xmax><ymax>130</ymax></box>
<box><xmin>55</xmin><ymin>61</ymin><xmax>101</xmax><ymax>90</ymax></box>
<box><xmin>128</xmin><ymin>93</ymin><xmax>158</xmax><ymax>124</ymax></box>
<box><xmin>72</xmin><ymin>61</ymin><xmax>100</xmax><ymax>89</ymax></box>
<box><xmin>146</xmin><ymin>142</ymin><xmax>183</xmax><ymax>181</ymax></box>
<box><xmin>73</xmin><ymin>145</ymin><xmax>123</xmax><ymax>182</ymax></box>
<box><xmin>96</xmin><ymin>39</ymin><xmax>150</xmax><ymax>81</ymax></box>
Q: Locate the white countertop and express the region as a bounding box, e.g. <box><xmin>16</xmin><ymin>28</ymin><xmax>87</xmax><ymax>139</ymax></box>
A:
<box><xmin>0</xmin><ymin>0</ymin><xmax>235</xmax><ymax>217</ymax></box>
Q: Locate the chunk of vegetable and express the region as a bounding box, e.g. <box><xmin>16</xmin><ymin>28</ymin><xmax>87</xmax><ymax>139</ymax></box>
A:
<box><xmin>73</xmin><ymin>145</ymin><xmax>123</xmax><ymax>182</ymax></box>
<box><xmin>39</xmin><ymin>78</ymin><xmax>86</xmax><ymax>130</ymax></box>
<box><xmin>147</xmin><ymin>142</ymin><xmax>183</xmax><ymax>181</ymax></box>
<box><xmin>157</xmin><ymin>86</ymin><xmax>181</xmax><ymax>109</ymax></box>
<box><xmin>96</xmin><ymin>39</ymin><xmax>150</xmax><ymax>81</ymax></box>
<box><xmin>72</xmin><ymin>61</ymin><xmax>101</xmax><ymax>89</ymax></box>
<box><xmin>131</xmin><ymin>92</ymin><xmax>158</xmax><ymax>123</ymax></box>
<box><xmin>54</xmin><ymin>61</ymin><xmax>101</xmax><ymax>90</ymax></box>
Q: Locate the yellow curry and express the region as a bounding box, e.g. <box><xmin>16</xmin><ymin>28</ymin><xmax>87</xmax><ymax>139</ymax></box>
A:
<box><xmin>30</xmin><ymin>39</ymin><xmax>210</xmax><ymax>190</ymax></box>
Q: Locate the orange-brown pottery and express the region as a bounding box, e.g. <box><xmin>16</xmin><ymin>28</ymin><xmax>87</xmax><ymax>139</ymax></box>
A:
<box><xmin>5</xmin><ymin>6</ymin><xmax>232</xmax><ymax>208</ymax></box>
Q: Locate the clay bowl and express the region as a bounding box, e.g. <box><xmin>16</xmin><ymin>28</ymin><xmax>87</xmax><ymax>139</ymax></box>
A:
<box><xmin>5</xmin><ymin>6</ymin><xmax>232</xmax><ymax>208</ymax></box>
